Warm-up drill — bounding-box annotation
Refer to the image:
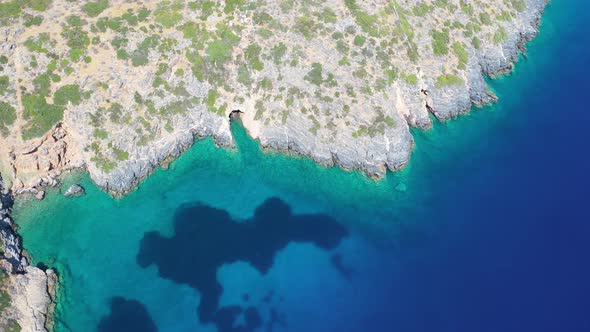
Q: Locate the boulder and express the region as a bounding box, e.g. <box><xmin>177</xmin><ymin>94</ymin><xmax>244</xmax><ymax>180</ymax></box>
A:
<box><xmin>34</xmin><ymin>190</ymin><xmax>45</xmax><ymax>200</ymax></box>
<box><xmin>64</xmin><ymin>184</ymin><xmax>85</xmax><ymax>197</ymax></box>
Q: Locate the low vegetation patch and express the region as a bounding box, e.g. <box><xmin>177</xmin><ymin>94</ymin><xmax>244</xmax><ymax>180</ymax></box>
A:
<box><xmin>82</xmin><ymin>0</ymin><xmax>109</xmax><ymax>18</ymax></box>
<box><xmin>0</xmin><ymin>101</ymin><xmax>16</xmax><ymax>136</ymax></box>
<box><xmin>436</xmin><ymin>73</ymin><xmax>463</xmax><ymax>88</ymax></box>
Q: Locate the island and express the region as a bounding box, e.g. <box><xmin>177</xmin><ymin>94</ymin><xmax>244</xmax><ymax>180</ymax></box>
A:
<box><xmin>0</xmin><ymin>0</ymin><xmax>548</xmax><ymax>331</ymax></box>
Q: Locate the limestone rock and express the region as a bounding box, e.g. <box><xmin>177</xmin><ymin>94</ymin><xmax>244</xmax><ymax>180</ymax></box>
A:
<box><xmin>4</xmin><ymin>266</ymin><xmax>57</xmax><ymax>332</ymax></box>
<box><xmin>0</xmin><ymin>0</ymin><xmax>549</xmax><ymax>196</ymax></box>
<box><xmin>64</xmin><ymin>184</ymin><xmax>85</xmax><ymax>197</ymax></box>
<box><xmin>0</xmin><ymin>177</ymin><xmax>57</xmax><ymax>332</ymax></box>
<box><xmin>34</xmin><ymin>190</ymin><xmax>45</xmax><ymax>201</ymax></box>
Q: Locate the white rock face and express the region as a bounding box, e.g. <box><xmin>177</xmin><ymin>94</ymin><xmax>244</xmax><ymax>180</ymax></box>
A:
<box><xmin>63</xmin><ymin>183</ymin><xmax>85</xmax><ymax>197</ymax></box>
<box><xmin>0</xmin><ymin>0</ymin><xmax>548</xmax><ymax>194</ymax></box>
<box><xmin>0</xmin><ymin>178</ymin><xmax>56</xmax><ymax>332</ymax></box>
<box><xmin>5</xmin><ymin>267</ymin><xmax>57</xmax><ymax>332</ymax></box>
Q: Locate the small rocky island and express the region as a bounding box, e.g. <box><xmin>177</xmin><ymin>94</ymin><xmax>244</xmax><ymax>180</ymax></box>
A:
<box><xmin>0</xmin><ymin>0</ymin><xmax>548</xmax><ymax>330</ymax></box>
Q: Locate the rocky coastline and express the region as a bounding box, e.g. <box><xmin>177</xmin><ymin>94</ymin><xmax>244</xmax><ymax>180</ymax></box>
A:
<box><xmin>251</xmin><ymin>0</ymin><xmax>548</xmax><ymax>179</ymax></box>
<box><xmin>0</xmin><ymin>0</ymin><xmax>550</xmax><ymax>197</ymax></box>
<box><xmin>0</xmin><ymin>177</ymin><xmax>57</xmax><ymax>332</ymax></box>
<box><xmin>107</xmin><ymin>0</ymin><xmax>547</xmax><ymax>191</ymax></box>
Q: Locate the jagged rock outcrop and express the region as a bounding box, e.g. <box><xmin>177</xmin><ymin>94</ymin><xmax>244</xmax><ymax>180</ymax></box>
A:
<box><xmin>63</xmin><ymin>183</ymin><xmax>85</xmax><ymax>197</ymax></box>
<box><xmin>0</xmin><ymin>177</ymin><xmax>57</xmax><ymax>332</ymax></box>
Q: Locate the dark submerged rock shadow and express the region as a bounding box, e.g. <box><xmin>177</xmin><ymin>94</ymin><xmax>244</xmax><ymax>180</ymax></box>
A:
<box><xmin>97</xmin><ymin>297</ymin><xmax>157</xmax><ymax>332</ymax></box>
<box><xmin>137</xmin><ymin>197</ymin><xmax>348</xmax><ymax>331</ymax></box>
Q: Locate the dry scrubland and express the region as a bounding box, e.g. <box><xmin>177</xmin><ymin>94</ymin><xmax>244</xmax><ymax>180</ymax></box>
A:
<box><xmin>0</xmin><ymin>0</ymin><xmax>546</xmax><ymax>194</ymax></box>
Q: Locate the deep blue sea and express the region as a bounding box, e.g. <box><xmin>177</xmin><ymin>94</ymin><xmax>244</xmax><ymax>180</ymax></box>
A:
<box><xmin>13</xmin><ymin>2</ymin><xmax>590</xmax><ymax>332</ymax></box>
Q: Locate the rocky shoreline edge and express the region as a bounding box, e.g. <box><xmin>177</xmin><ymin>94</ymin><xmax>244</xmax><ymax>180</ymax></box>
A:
<box><xmin>3</xmin><ymin>1</ymin><xmax>550</xmax><ymax>198</ymax></box>
<box><xmin>0</xmin><ymin>176</ymin><xmax>57</xmax><ymax>332</ymax></box>
<box><xmin>91</xmin><ymin>0</ymin><xmax>550</xmax><ymax>195</ymax></box>
<box><xmin>252</xmin><ymin>0</ymin><xmax>549</xmax><ymax>180</ymax></box>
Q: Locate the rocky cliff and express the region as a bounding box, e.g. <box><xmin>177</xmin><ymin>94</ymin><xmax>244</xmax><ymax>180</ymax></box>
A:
<box><xmin>0</xmin><ymin>0</ymin><xmax>548</xmax><ymax>195</ymax></box>
<box><xmin>0</xmin><ymin>177</ymin><xmax>57</xmax><ymax>332</ymax></box>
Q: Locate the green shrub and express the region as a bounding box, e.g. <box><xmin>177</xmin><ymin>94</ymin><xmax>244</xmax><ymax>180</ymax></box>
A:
<box><xmin>117</xmin><ymin>49</ymin><xmax>129</xmax><ymax>60</ymax></box>
<box><xmin>66</xmin><ymin>15</ymin><xmax>85</xmax><ymax>27</ymax></box>
<box><xmin>4</xmin><ymin>319</ymin><xmax>21</xmax><ymax>332</ymax></box>
<box><xmin>472</xmin><ymin>36</ymin><xmax>481</xmax><ymax>49</ymax></box>
<box><xmin>24</xmin><ymin>33</ymin><xmax>52</xmax><ymax>53</ymax></box>
<box><xmin>93</xmin><ymin>128</ymin><xmax>108</xmax><ymax>139</ymax></box>
<box><xmin>479</xmin><ymin>12</ymin><xmax>492</xmax><ymax>25</ymax></box>
<box><xmin>294</xmin><ymin>16</ymin><xmax>319</xmax><ymax>40</ymax></box>
<box><xmin>32</xmin><ymin>73</ymin><xmax>51</xmax><ymax>96</ymax></box>
<box><xmin>53</xmin><ymin>84</ymin><xmax>82</xmax><ymax>106</ymax></box>
<box><xmin>0</xmin><ymin>289</ymin><xmax>10</xmax><ymax>313</ymax></box>
<box><xmin>21</xmin><ymin>94</ymin><xmax>64</xmax><ymax>139</ymax></box>
<box><xmin>91</xmin><ymin>150</ymin><xmax>116</xmax><ymax>172</ymax></box>
<box><xmin>0</xmin><ymin>0</ymin><xmax>21</xmax><ymax>19</ymax></box>
<box><xmin>431</xmin><ymin>29</ymin><xmax>450</xmax><ymax>56</ymax></box>
<box><xmin>24</xmin><ymin>14</ymin><xmax>43</xmax><ymax>26</ymax></box>
<box><xmin>0</xmin><ymin>101</ymin><xmax>16</xmax><ymax>136</ymax></box>
<box><xmin>511</xmin><ymin>0</ymin><xmax>527</xmax><ymax>12</ymax></box>
<box><xmin>318</xmin><ymin>7</ymin><xmax>337</xmax><ymax>23</ymax></box>
<box><xmin>460</xmin><ymin>1</ymin><xmax>473</xmax><ymax>15</ymax></box>
<box><xmin>353</xmin><ymin>35</ymin><xmax>366</xmax><ymax>47</ymax></box>
<box><xmin>237</xmin><ymin>65</ymin><xmax>252</xmax><ymax>87</ymax></box>
<box><xmin>493</xmin><ymin>26</ymin><xmax>508</xmax><ymax>44</ymax></box>
<box><xmin>206</xmin><ymin>40</ymin><xmax>232</xmax><ymax>64</ymax></box>
<box><xmin>412</xmin><ymin>3</ymin><xmax>431</xmax><ymax>17</ymax></box>
<box><xmin>131</xmin><ymin>36</ymin><xmax>159</xmax><ymax>66</ymax></box>
<box><xmin>62</xmin><ymin>25</ymin><xmax>90</xmax><ymax>54</ymax></box>
<box><xmin>154</xmin><ymin>5</ymin><xmax>183</xmax><ymax>28</ymax></box>
<box><xmin>436</xmin><ymin>73</ymin><xmax>463</xmax><ymax>88</ymax></box>
<box><xmin>452</xmin><ymin>42</ymin><xmax>468</xmax><ymax>69</ymax></box>
<box><xmin>82</xmin><ymin>0</ymin><xmax>109</xmax><ymax>18</ymax></box>
<box><xmin>112</xmin><ymin>147</ymin><xmax>129</xmax><ymax>161</ymax></box>
<box><xmin>206</xmin><ymin>89</ymin><xmax>218</xmax><ymax>107</ymax></box>
<box><xmin>245</xmin><ymin>44</ymin><xmax>263</xmax><ymax>71</ymax></box>
<box><xmin>271</xmin><ymin>43</ymin><xmax>287</xmax><ymax>64</ymax></box>
<box><xmin>402</xmin><ymin>73</ymin><xmax>418</xmax><ymax>85</ymax></box>
<box><xmin>0</xmin><ymin>76</ymin><xmax>8</xmax><ymax>94</ymax></box>
<box><xmin>224</xmin><ymin>0</ymin><xmax>244</xmax><ymax>14</ymax></box>
<box><xmin>304</xmin><ymin>63</ymin><xmax>323</xmax><ymax>86</ymax></box>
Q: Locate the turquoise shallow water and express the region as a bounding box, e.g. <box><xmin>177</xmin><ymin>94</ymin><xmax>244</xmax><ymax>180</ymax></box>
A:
<box><xmin>13</xmin><ymin>2</ymin><xmax>590</xmax><ymax>331</ymax></box>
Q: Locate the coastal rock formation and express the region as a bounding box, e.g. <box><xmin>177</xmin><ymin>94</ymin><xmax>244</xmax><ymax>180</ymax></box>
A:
<box><xmin>2</xmin><ymin>267</ymin><xmax>57</xmax><ymax>332</ymax></box>
<box><xmin>0</xmin><ymin>0</ymin><xmax>548</xmax><ymax>195</ymax></box>
<box><xmin>0</xmin><ymin>177</ymin><xmax>57</xmax><ymax>332</ymax></box>
<box><xmin>63</xmin><ymin>183</ymin><xmax>85</xmax><ymax>197</ymax></box>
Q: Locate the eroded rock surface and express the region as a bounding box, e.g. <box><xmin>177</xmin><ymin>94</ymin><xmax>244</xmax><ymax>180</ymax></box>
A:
<box><xmin>0</xmin><ymin>177</ymin><xmax>57</xmax><ymax>332</ymax></box>
<box><xmin>0</xmin><ymin>0</ymin><xmax>548</xmax><ymax>194</ymax></box>
<box><xmin>63</xmin><ymin>183</ymin><xmax>85</xmax><ymax>197</ymax></box>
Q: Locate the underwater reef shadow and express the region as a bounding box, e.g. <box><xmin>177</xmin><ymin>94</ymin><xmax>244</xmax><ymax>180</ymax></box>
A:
<box><xmin>97</xmin><ymin>297</ymin><xmax>157</xmax><ymax>332</ymax></box>
<box><xmin>137</xmin><ymin>197</ymin><xmax>348</xmax><ymax>332</ymax></box>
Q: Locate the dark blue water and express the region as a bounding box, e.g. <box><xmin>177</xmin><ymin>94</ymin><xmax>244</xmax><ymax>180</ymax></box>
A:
<box><xmin>15</xmin><ymin>2</ymin><xmax>590</xmax><ymax>331</ymax></box>
<box><xmin>376</xmin><ymin>3</ymin><xmax>590</xmax><ymax>330</ymax></box>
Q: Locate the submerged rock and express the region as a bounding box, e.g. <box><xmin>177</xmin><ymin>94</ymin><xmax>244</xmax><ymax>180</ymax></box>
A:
<box><xmin>34</xmin><ymin>190</ymin><xmax>45</xmax><ymax>201</ymax></box>
<box><xmin>395</xmin><ymin>183</ymin><xmax>407</xmax><ymax>192</ymax></box>
<box><xmin>64</xmin><ymin>184</ymin><xmax>85</xmax><ymax>198</ymax></box>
